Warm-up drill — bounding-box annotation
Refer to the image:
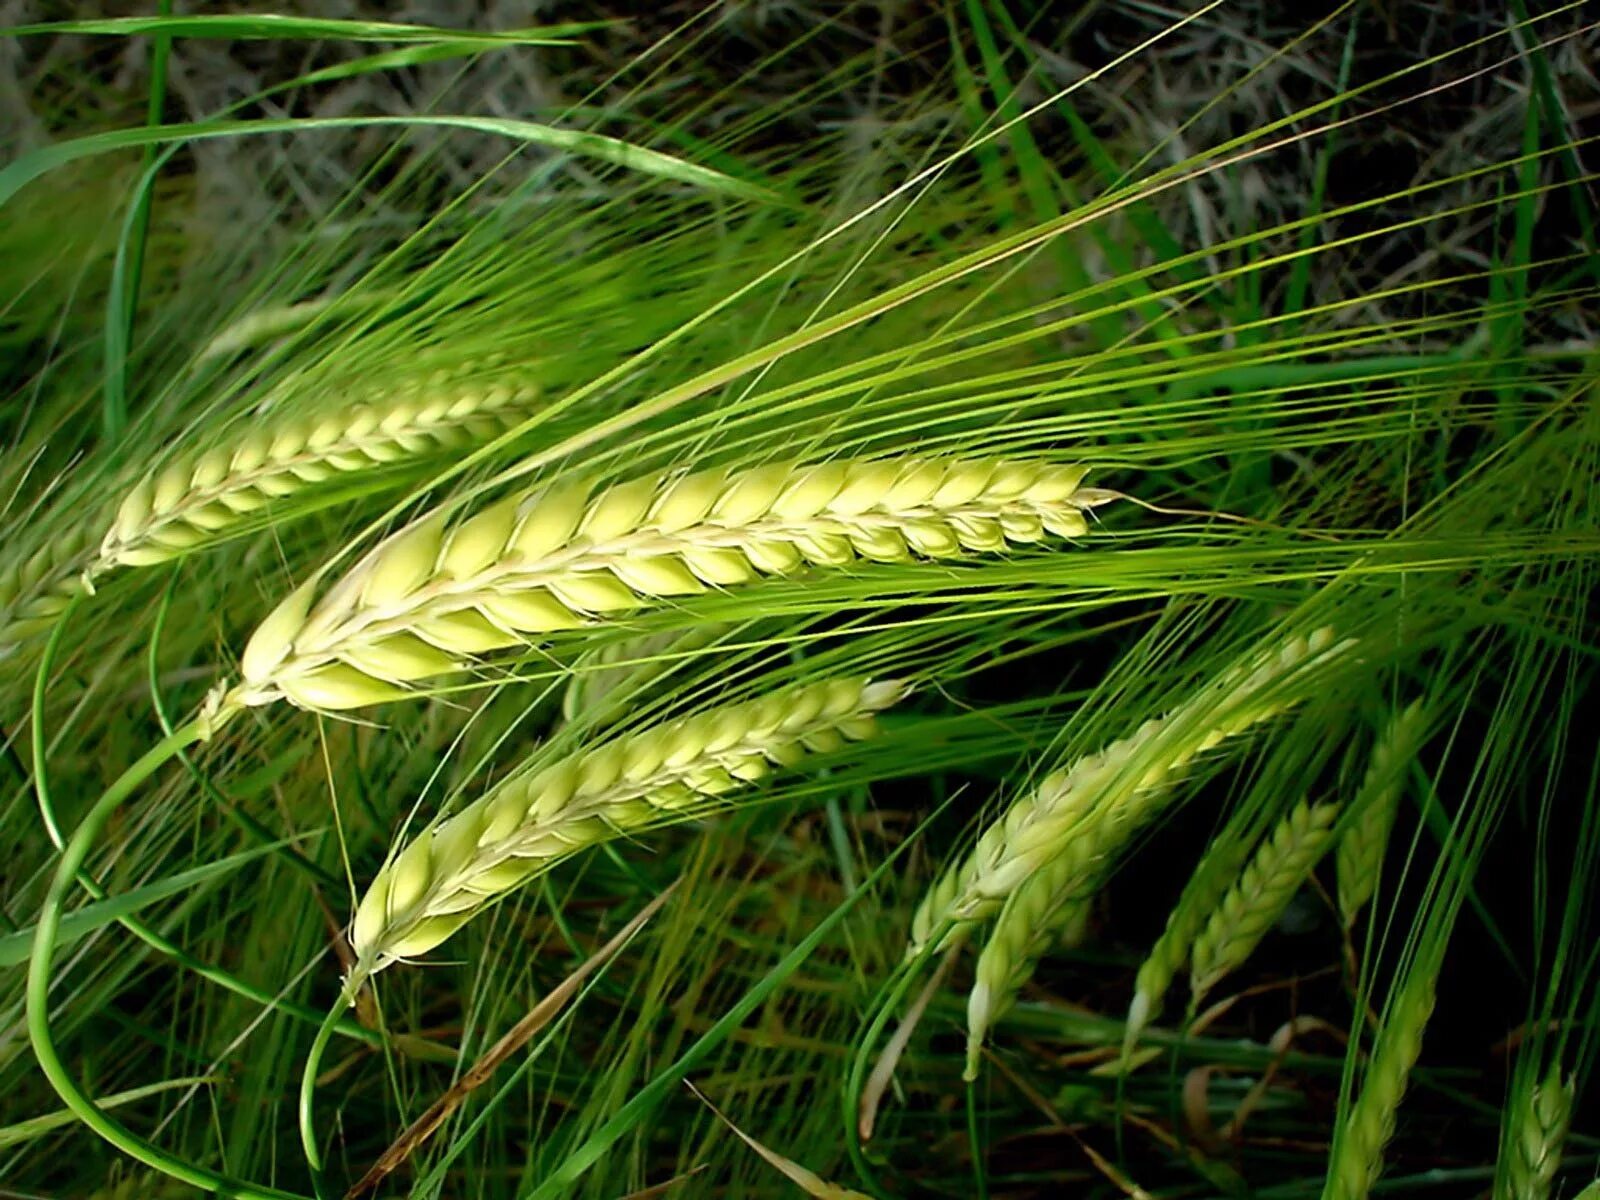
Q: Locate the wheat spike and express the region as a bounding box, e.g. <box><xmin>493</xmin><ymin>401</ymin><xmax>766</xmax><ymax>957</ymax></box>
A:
<box><xmin>1336</xmin><ymin>702</ymin><xmax>1427</xmax><ymax>927</ymax></box>
<box><xmin>1503</xmin><ymin>1064</ymin><xmax>1573</xmax><ymax>1200</ymax></box>
<box><xmin>1323</xmin><ymin>951</ymin><xmax>1440</xmax><ymax>1200</ymax></box>
<box><xmin>1571</xmin><ymin>1180</ymin><xmax>1600</xmax><ymax>1200</ymax></box>
<box><xmin>908</xmin><ymin>626</ymin><xmax>1351</xmax><ymax>957</ymax></box>
<box><xmin>351</xmin><ymin>676</ymin><xmax>908</xmax><ymax>973</ymax></box>
<box><xmin>0</xmin><ymin>522</ymin><xmax>96</xmax><ymax>659</ymax></box>
<box><xmin>220</xmin><ymin>456</ymin><xmax>1107</xmax><ymax>721</ymax></box>
<box><xmin>1126</xmin><ymin>821</ymin><xmax>1257</xmax><ymax>1047</ymax></box>
<box><xmin>93</xmin><ymin>374</ymin><xmax>536</xmax><ymax>577</ymax></box>
<box><xmin>1189</xmin><ymin>799</ymin><xmax>1340</xmax><ymax>1003</ymax></box>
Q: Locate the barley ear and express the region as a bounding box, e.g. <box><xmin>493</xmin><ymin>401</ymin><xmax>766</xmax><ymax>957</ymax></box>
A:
<box><xmin>1190</xmin><ymin>800</ymin><xmax>1339</xmax><ymax>1004</ymax></box>
<box><xmin>91</xmin><ymin>376</ymin><xmax>534</xmax><ymax>577</ymax></box>
<box><xmin>1336</xmin><ymin>702</ymin><xmax>1427</xmax><ymax>927</ymax></box>
<box><xmin>1323</xmin><ymin>953</ymin><xmax>1440</xmax><ymax>1200</ymax></box>
<box><xmin>1502</xmin><ymin>1064</ymin><xmax>1573</xmax><ymax>1200</ymax></box>
<box><xmin>911</xmin><ymin>626</ymin><xmax>1352</xmax><ymax>958</ymax></box>
<box><xmin>964</xmin><ymin>833</ymin><xmax>1103</xmax><ymax>1080</ymax></box>
<box><xmin>226</xmin><ymin>456</ymin><xmax>1105</xmax><ymax>715</ymax></box>
<box><xmin>0</xmin><ymin>523</ymin><xmax>95</xmax><ymax>659</ymax></box>
<box><xmin>1126</xmin><ymin>824</ymin><xmax>1256</xmax><ymax>1051</ymax></box>
<box><xmin>351</xmin><ymin>676</ymin><xmax>908</xmax><ymax>975</ymax></box>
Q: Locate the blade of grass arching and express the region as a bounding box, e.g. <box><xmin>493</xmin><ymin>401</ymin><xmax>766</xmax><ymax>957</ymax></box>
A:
<box><xmin>1279</xmin><ymin>14</ymin><xmax>1359</xmax><ymax>330</ymax></box>
<box><xmin>0</xmin><ymin>114</ymin><xmax>775</xmax><ymax>212</ymax></box>
<box><xmin>5</xmin><ymin>14</ymin><xmax>595</xmax><ymax>44</ymax></box>
<box><xmin>0</xmin><ymin>839</ymin><xmax>303</xmax><ymax>968</ymax></box>
<box><xmin>524</xmin><ymin>835</ymin><xmax>920</xmax><ymax>1200</ymax></box>
<box><xmin>27</xmin><ymin>606</ymin><xmax>391</xmax><ymax>1053</ymax></box>
<box><xmin>104</xmin><ymin>0</ymin><xmax>173</xmax><ymax>440</ymax></box>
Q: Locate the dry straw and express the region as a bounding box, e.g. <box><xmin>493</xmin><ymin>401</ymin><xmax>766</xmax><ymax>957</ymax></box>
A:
<box><xmin>1189</xmin><ymin>799</ymin><xmax>1340</xmax><ymax>1003</ymax></box>
<box><xmin>909</xmin><ymin>626</ymin><xmax>1352</xmax><ymax>957</ymax></box>
<box><xmin>219</xmin><ymin>456</ymin><xmax>1108</xmax><ymax>722</ymax></box>
<box><xmin>94</xmin><ymin>375</ymin><xmax>535</xmax><ymax>577</ymax></box>
<box><xmin>1336</xmin><ymin>702</ymin><xmax>1426</xmax><ymax>927</ymax></box>
<box><xmin>351</xmin><ymin>676</ymin><xmax>907</xmax><ymax>973</ymax></box>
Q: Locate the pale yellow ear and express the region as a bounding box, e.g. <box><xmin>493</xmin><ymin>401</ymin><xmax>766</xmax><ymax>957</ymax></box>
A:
<box><xmin>222</xmin><ymin>455</ymin><xmax>1100</xmax><ymax>716</ymax></box>
<box><xmin>350</xmin><ymin>676</ymin><xmax>904</xmax><ymax>971</ymax></box>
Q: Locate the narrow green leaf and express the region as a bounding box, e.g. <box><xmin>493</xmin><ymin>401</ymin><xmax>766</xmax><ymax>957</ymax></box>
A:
<box><xmin>0</xmin><ymin>1075</ymin><xmax>219</xmax><ymax>1149</ymax></box>
<box><xmin>0</xmin><ymin>838</ymin><xmax>304</xmax><ymax>967</ymax></box>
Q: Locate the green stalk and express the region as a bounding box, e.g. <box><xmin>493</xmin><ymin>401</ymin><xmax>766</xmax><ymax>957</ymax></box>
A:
<box><xmin>299</xmin><ymin>997</ymin><xmax>351</xmax><ymax>1200</ymax></box>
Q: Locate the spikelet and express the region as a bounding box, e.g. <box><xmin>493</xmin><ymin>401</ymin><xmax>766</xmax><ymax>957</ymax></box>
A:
<box><xmin>1125</xmin><ymin>821</ymin><xmax>1257</xmax><ymax>1048</ymax></box>
<box><xmin>0</xmin><ymin>522</ymin><xmax>95</xmax><ymax>659</ymax></box>
<box><xmin>1323</xmin><ymin>951</ymin><xmax>1440</xmax><ymax>1200</ymax></box>
<box><xmin>561</xmin><ymin>624</ymin><xmax>728</xmax><ymax>727</ymax></box>
<box><xmin>221</xmin><ymin>457</ymin><xmax>1107</xmax><ymax>720</ymax></box>
<box><xmin>93</xmin><ymin>374</ymin><xmax>536</xmax><ymax>576</ymax></box>
<box><xmin>351</xmin><ymin>677</ymin><xmax>908</xmax><ymax>973</ymax></box>
<box><xmin>1336</xmin><ymin>702</ymin><xmax>1427</xmax><ymax>927</ymax></box>
<box><xmin>1502</xmin><ymin>1064</ymin><xmax>1573</xmax><ymax>1200</ymax></box>
<box><xmin>908</xmin><ymin>626</ymin><xmax>1352</xmax><ymax>957</ymax></box>
<box><xmin>1189</xmin><ymin>800</ymin><xmax>1340</xmax><ymax>1003</ymax></box>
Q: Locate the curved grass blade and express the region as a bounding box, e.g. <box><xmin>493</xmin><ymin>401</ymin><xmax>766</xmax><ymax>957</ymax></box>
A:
<box><xmin>0</xmin><ymin>115</ymin><xmax>776</xmax><ymax>212</ymax></box>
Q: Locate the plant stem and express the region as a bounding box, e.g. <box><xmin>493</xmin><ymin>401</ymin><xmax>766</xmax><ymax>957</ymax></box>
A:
<box><xmin>300</xmin><ymin>996</ymin><xmax>349</xmax><ymax>1200</ymax></box>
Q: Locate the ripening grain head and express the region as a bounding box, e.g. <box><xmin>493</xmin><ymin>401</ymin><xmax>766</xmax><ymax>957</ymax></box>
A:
<box><xmin>351</xmin><ymin>675</ymin><xmax>908</xmax><ymax>974</ymax></box>
<box><xmin>215</xmin><ymin>456</ymin><xmax>1106</xmax><ymax>725</ymax></box>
